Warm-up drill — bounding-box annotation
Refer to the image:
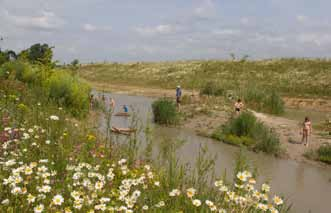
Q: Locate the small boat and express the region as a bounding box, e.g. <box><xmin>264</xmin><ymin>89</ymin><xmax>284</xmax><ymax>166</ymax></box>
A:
<box><xmin>111</xmin><ymin>127</ymin><xmax>136</xmax><ymax>135</ymax></box>
<box><xmin>114</xmin><ymin>112</ymin><xmax>130</xmax><ymax>117</ymax></box>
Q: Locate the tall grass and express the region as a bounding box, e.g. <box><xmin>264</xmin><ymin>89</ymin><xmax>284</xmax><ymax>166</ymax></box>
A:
<box><xmin>240</xmin><ymin>86</ymin><xmax>284</xmax><ymax>115</ymax></box>
<box><xmin>212</xmin><ymin>112</ymin><xmax>281</xmax><ymax>155</ymax></box>
<box><xmin>152</xmin><ymin>98</ymin><xmax>179</xmax><ymax>125</ymax></box>
<box><xmin>0</xmin><ymin>60</ymin><xmax>90</xmax><ymax>117</ymax></box>
<box><xmin>317</xmin><ymin>145</ymin><xmax>331</xmax><ymax>164</ymax></box>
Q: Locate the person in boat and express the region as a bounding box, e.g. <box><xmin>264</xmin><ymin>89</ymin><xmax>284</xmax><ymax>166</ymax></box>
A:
<box><xmin>123</xmin><ymin>104</ymin><xmax>129</xmax><ymax>113</ymax></box>
<box><xmin>302</xmin><ymin>117</ymin><xmax>312</xmax><ymax>147</ymax></box>
<box><xmin>176</xmin><ymin>85</ymin><xmax>182</xmax><ymax>108</ymax></box>
<box><xmin>234</xmin><ymin>99</ymin><xmax>244</xmax><ymax>115</ymax></box>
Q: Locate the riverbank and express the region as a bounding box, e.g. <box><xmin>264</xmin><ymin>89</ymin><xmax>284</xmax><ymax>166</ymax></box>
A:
<box><xmin>89</xmin><ymin>81</ymin><xmax>331</xmax><ymax>167</ymax></box>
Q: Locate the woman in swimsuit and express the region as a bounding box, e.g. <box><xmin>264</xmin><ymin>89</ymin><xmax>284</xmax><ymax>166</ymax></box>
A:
<box><xmin>234</xmin><ymin>99</ymin><xmax>244</xmax><ymax>115</ymax></box>
<box><xmin>302</xmin><ymin>117</ymin><xmax>312</xmax><ymax>147</ymax></box>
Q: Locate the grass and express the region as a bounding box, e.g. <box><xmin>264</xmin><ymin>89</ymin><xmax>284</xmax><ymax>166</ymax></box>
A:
<box><xmin>212</xmin><ymin>112</ymin><xmax>282</xmax><ymax>155</ymax></box>
<box><xmin>304</xmin><ymin>145</ymin><xmax>331</xmax><ymax>164</ymax></box>
<box><xmin>152</xmin><ymin>98</ymin><xmax>179</xmax><ymax>125</ymax></box>
<box><xmin>78</xmin><ymin>58</ymin><xmax>331</xmax><ymax>98</ymax></box>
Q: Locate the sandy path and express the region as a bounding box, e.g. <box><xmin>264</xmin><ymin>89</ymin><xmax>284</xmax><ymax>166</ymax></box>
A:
<box><xmin>250</xmin><ymin>110</ymin><xmax>331</xmax><ymax>162</ymax></box>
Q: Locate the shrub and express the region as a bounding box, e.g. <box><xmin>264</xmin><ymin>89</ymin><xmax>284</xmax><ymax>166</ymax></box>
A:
<box><xmin>214</xmin><ymin>112</ymin><xmax>281</xmax><ymax>155</ymax></box>
<box><xmin>152</xmin><ymin>98</ymin><xmax>178</xmax><ymax>125</ymax></box>
<box><xmin>317</xmin><ymin>145</ymin><xmax>331</xmax><ymax>164</ymax></box>
<box><xmin>223</xmin><ymin>112</ymin><xmax>257</xmax><ymax>137</ymax></box>
<box><xmin>0</xmin><ymin>61</ymin><xmax>29</xmax><ymax>80</ymax></box>
<box><xmin>46</xmin><ymin>71</ymin><xmax>90</xmax><ymax>117</ymax></box>
<box><xmin>200</xmin><ymin>81</ymin><xmax>225</xmax><ymax>96</ymax></box>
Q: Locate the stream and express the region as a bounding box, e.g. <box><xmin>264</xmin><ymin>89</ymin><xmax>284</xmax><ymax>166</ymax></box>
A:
<box><xmin>98</xmin><ymin>92</ymin><xmax>331</xmax><ymax>213</ymax></box>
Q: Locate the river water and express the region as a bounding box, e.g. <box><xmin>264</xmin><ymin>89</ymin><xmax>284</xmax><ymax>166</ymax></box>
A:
<box><xmin>98</xmin><ymin>92</ymin><xmax>331</xmax><ymax>213</ymax></box>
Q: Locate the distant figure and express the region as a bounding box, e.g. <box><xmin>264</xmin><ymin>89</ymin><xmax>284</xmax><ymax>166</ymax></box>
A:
<box><xmin>101</xmin><ymin>94</ymin><xmax>106</xmax><ymax>103</ymax></box>
<box><xmin>302</xmin><ymin>117</ymin><xmax>312</xmax><ymax>147</ymax></box>
<box><xmin>234</xmin><ymin>99</ymin><xmax>244</xmax><ymax>115</ymax></box>
<box><xmin>89</xmin><ymin>94</ymin><xmax>94</xmax><ymax>108</ymax></box>
<box><xmin>176</xmin><ymin>85</ymin><xmax>182</xmax><ymax>108</ymax></box>
<box><xmin>110</xmin><ymin>97</ymin><xmax>115</xmax><ymax>112</ymax></box>
<box><xmin>123</xmin><ymin>104</ymin><xmax>129</xmax><ymax>113</ymax></box>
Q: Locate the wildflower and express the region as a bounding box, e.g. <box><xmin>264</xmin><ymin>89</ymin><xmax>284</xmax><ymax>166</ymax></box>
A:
<box><xmin>45</xmin><ymin>140</ymin><xmax>51</xmax><ymax>144</ymax></box>
<box><xmin>11</xmin><ymin>186</ymin><xmax>22</xmax><ymax>195</ymax></box>
<box><xmin>95</xmin><ymin>181</ymin><xmax>104</xmax><ymax>190</ymax></box>
<box><xmin>186</xmin><ymin>188</ymin><xmax>196</xmax><ymax>198</ymax></box>
<box><xmin>219</xmin><ymin>185</ymin><xmax>228</xmax><ymax>192</ymax></box>
<box><xmin>261</xmin><ymin>183</ymin><xmax>270</xmax><ymax>192</ymax></box>
<box><xmin>214</xmin><ymin>180</ymin><xmax>223</xmax><ymax>187</ymax></box>
<box><xmin>52</xmin><ymin>194</ymin><xmax>64</xmax><ymax>206</ymax></box>
<box><xmin>257</xmin><ymin>203</ymin><xmax>268</xmax><ymax>211</ymax></box>
<box><xmin>154</xmin><ymin>181</ymin><xmax>160</xmax><ymax>187</ymax></box>
<box><xmin>142</xmin><ymin>205</ymin><xmax>149</xmax><ymax>210</ymax></box>
<box><xmin>94</xmin><ymin>204</ymin><xmax>106</xmax><ymax>211</ymax></box>
<box><xmin>49</xmin><ymin>115</ymin><xmax>59</xmax><ymax>121</ymax></box>
<box><xmin>269</xmin><ymin>207</ymin><xmax>279</xmax><ymax>213</ymax></box>
<box><xmin>205</xmin><ymin>200</ymin><xmax>214</xmax><ymax>207</ymax></box>
<box><xmin>34</xmin><ymin>204</ymin><xmax>44</xmax><ymax>213</ymax></box>
<box><xmin>169</xmin><ymin>189</ymin><xmax>181</xmax><ymax>197</ymax></box>
<box><xmin>273</xmin><ymin>195</ymin><xmax>283</xmax><ymax>205</ymax></box>
<box><xmin>1</xmin><ymin>199</ymin><xmax>9</xmax><ymax>205</ymax></box>
<box><xmin>248</xmin><ymin>178</ymin><xmax>256</xmax><ymax>184</ymax></box>
<box><xmin>156</xmin><ymin>201</ymin><xmax>165</xmax><ymax>207</ymax></box>
<box><xmin>236</xmin><ymin>172</ymin><xmax>247</xmax><ymax>182</ymax></box>
<box><xmin>192</xmin><ymin>199</ymin><xmax>201</xmax><ymax>207</ymax></box>
<box><xmin>27</xmin><ymin>194</ymin><xmax>36</xmax><ymax>203</ymax></box>
<box><xmin>218</xmin><ymin>209</ymin><xmax>227</xmax><ymax>213</ymax></box>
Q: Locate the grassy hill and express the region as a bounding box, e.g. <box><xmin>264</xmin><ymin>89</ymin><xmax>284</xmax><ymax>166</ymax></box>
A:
<box><xmin>78</xmin><ymin>58</ymin><xmax>331</xmax><ymax>98</ymax></box>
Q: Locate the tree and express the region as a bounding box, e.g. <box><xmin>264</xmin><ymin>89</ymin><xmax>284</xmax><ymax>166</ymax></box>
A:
<box><xmin>71</xmin><ymin>59</ymin><xmax>79</xmax><ymax>67</ymax></box>
<box><xmin>25</xmin><ymin>43</ymin><xmax>54</xmax><ymax>67</ymax></box>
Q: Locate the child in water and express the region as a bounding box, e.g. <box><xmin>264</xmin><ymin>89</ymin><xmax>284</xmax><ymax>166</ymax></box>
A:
<box><xmin>123</xmin><ymin>105</ymin><xmax>128</xmax><ymax>113</ymax></box>
<box><xmin>302</xmin><ymin>117</ymin><xmax>312</xmax><ymax>147</ymax></box>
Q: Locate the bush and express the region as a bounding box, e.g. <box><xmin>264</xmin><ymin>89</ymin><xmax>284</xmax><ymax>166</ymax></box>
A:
<box><xmin>317</xmin><ymin>145</ymin><xmax>331</xmax><ymax>164</ymax></box>
<box><xmin>46</xmin><ymin>71</ymin><xmax>90</xmax><ymax>117</ymax></box>
<box><xmin>152</xmin><ymin>98</ymin><xmax>178</xmax><ymax>125</ymax></box>
<box><xmin>200</xmin><ymin>81</ymin><xmax>225</xmax><ymax>96</ymax></box>
<box><xmin>215</xmin><ymin>112</ymin><xmax>281</xmax><ymax>155</ymax></box>
<box><xmin>0</xmin><ymin>61</ymin><xmax>29</xmax><ymax>80</ymax></box>
<box><xmin>223</xmin><ymin>112</ymin><xmax>257</xmax><ymax>137</ymax></box>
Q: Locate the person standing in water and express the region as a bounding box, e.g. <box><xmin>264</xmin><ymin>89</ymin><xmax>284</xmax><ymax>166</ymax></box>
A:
<box><xmin>109</xmin><ymin>97</ymin><xmax>115</xmax><ymax>112</ymax></box>
<box><xmin>176</xmin><ymin>85</ymin><xmax>182</xmax><ymax>108</ymax></box>
<box><xmin>234</xmin><ymin>99</ymin><xmax>244</xmax><ymax>115</ymax></box>
<box><xmin>302</xmin><ymin>117</ymin><xmax>312</xmax><ymax>147</ymax></box>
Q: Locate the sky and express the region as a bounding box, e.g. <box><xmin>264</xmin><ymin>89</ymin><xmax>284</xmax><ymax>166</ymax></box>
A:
<box><xmin>1</xmin><ymin>0</ymin><xmax>331</xmax><ymax>63</ymax></box>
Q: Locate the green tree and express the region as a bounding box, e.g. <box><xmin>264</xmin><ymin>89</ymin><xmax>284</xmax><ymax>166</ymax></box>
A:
<box><xmin>25</xmin><ymin>43</ymin><xmax>54</xmax><ymax>67</ymax></box>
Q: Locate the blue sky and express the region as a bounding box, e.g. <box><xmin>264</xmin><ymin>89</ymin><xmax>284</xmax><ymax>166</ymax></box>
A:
<box><xmin>1</xmin><ymin>0</ymin><xmax>331</xmax><ymax>62</ymax></box>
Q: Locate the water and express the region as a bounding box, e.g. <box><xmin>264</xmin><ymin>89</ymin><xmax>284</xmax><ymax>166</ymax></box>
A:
<box><xmin>98</xmin><ymin>92</ymin><xmax>331</xmax><ymax>213</ymax></box>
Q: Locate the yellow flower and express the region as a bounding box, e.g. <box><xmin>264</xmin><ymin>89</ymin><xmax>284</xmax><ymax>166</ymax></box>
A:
<box><xmin>186</xmin><ymin>188</ymin><xmax>196</xmax><ymax>198</ymax></box>
<box><xmin>273</xmin><ymin>196</ymin><xmax>283</xmax><ymax>205</ymax></box>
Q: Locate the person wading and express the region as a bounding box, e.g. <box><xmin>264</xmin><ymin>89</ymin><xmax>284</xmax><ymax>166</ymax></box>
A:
<box><xmin>176</xmin><ymin>85</ymin><xmax>182</xmax><ymax>109</ymax></box>
<box><xmin>302</xmin><ymin>117</ymin><xmax>312</xmax><ymax>147</ymax></box>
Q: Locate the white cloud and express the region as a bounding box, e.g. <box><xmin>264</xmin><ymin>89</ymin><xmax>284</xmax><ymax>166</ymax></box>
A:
<box><xmin>82</xmin><ymin>23</ymin><xmax>112</xmax><ymax>32</ymax></box>
<box><xmin>240</xmin><ymin>17</ymin><xmax>249</xmax><ymax>25</ymax></box>
<box><xmin>1</xmin><ymin>9</ymin><xmax>65</xmax><ymax>30</ymax></box>
<box><xmin>296</xmin><ymin>15</ymin><xmax>308</xmax><ymax>23</ymax></box>
<box><xmin>134</xmin><ymin>24</ymin><xmax>174</xmax><ymax>36</ymax></box>
<box><xmin>194</xmin><ymin>0</ymin><xmax>216</xmax><ymax>19</ymax></box>
<box><xmin>297</xmin><ymin>33</ymin><xmax>331</xmax><ymax>46</ymax></box>
<box><xmin>213</xmin><ymin>29</ymin><xmax>241</xmax><ymax>36</ymax></box>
